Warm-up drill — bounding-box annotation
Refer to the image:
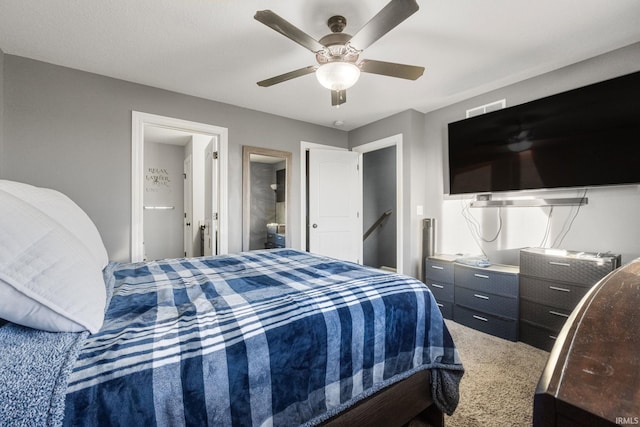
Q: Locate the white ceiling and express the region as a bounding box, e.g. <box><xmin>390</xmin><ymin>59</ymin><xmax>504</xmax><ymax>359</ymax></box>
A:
<box><xmin>1</xmin><ymin>1</ymin><xmax>639</xmax><ymax>131</ymax></box>
<box><xmin>144</xmin><ymin>125</ymin><xmax>196</xmax><ymax>146</ymax></box>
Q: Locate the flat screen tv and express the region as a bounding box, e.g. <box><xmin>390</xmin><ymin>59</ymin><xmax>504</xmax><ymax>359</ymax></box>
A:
<box><xmin>447</xmin><ymin>70</ymin><xmax>640</xmax><ymax>195</ymax></box>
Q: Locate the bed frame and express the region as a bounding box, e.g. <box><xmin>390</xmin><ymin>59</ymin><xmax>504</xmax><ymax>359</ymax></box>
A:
<box><xmin>322</xmin><ymin>370</ymin><xmax>444</xmax><ymax>427</ymax></box>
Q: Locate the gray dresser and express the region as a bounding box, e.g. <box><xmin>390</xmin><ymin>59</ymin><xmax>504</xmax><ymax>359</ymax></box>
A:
<box><xmin>423</xmin><ymin>255</ymin><xmax>456</xmax><ymax>319</ymax></box>
<box><xmin>453</xmin><ymin>263</ymin><xmax>520</xmax><ymax>341</ymax></box>
<box><xmin>519</xmin><ymin>247</ymin><xmax>621</xmax><ymax>351</ymax></box>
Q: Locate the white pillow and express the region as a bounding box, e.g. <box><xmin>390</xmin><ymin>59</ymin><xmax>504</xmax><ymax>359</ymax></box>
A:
<box><xmin>0</xmin><ymin>184</ymin><xmax>106</xmax><ymax>333</ymax></box>
<box><xmin>0</xmin><ymin>180</ymin><xmax>108</xmax><ymax>270</ymax></box>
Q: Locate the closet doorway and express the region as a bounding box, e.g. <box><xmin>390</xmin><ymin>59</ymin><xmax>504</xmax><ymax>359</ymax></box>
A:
<box><xmin>131</xmin><ymin>112</ymin><xmax>228</xmax><ymax>262</ymax></box>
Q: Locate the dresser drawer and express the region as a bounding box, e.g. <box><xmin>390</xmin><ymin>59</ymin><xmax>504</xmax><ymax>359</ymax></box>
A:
<box><xmin>520</xmin><ymin>249</ymin><xmax>617</xmax><ymax>286</ymax></box>
<box><xmin>425</xmin><ymin>280</ymin><xmax>454</xmax><ymax>303</ymax></box>
<box><xmin>434</xmin><ymin>300</ymin><xmax>453</xmax><ymax>320</ymax></box>
<box><xmin>424</xmin><ymin>258</ymin><xmax>454</xmax><ymax>283</ymax></box>
<box><xmin>455</xmin><ymin>286</ymin><xmax>518</xmax><ymax>319</ymax></box>
<box><xmin>520</xmin><ymin>276</ymin><xmax>589</xmax><ymax>310</ymax></box>
<box><xmin>454</xmin><ymin>264</ymin><xmax>519</xmax><ymax>297</ymax></box>
<box><xmin>454</xmin><ymin>305</ymin><xmax>518</xmax><ymax>341</ymax></box>
<box><xmin>520</xmin><ymin>299</ymin><xmax>572</xmax><ymax>331</ymax></box>
<box><xmin>519</xmin><ymin>321</ymin><xmax>557</xmax><ymax>352</ymax></box>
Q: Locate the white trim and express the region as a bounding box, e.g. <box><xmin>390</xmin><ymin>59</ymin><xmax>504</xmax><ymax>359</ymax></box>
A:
<box><xmin>352</xmin><ymin>134</ymin><xmax>404</xmax><ymax>275</ymax></box>
<box><xmin>131</xmin><ymin>111</ymin><xmax>228</xmax><ymax>262</ymax></box>
<box><xmin>466</xmin><ymin>99</ymin><xmax>506</xmax><ymax>118</ymax></box>
<box><xmin>299</xmin><ymin>141</ymin><xmax>348</xmax><ymax>251</ymax></box>
<box><xmin>217</xmin><ymin>133</ymin><xmax>229</xmax><ymax>255</ymax></box>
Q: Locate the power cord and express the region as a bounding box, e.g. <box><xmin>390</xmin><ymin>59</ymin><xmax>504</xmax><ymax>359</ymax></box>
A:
<box><xmin>460</xmin><ymin>199</ymin><xmax>503</xmax><ymax>256</ymax></box>
<box><xmin>538</xmin><ymin>206</ymin><xmax>554</xmax><ymax>247</ymax></box>
<box><xmin>552</xmin><ymin>188</ymin><xmax>588</xmax><ymax>248</ymax></box>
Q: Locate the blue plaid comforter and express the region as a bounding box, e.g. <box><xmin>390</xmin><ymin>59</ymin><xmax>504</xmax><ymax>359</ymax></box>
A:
<box><xmin>64</xmin><ymin>249</ymin><xmax>463</xmax><ymax>426</ymax></box>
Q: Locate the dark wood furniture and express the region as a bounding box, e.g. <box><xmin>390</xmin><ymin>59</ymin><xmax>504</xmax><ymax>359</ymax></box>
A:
<box><xmin>534</xmin><ymin>258</ymin><xmax>640</xmax><ymax>426</ymax></box>
<box><xmin>322</xmin><ymin>370</ymin><xmax>443</xmax><ymax>427</ymax></box>
<box><xmin>424</xmin><ymin>256</ymin><xmax>456</xmax><ymax>319</ymax></box>
<box><xmin>519</xmin><ymin>248</ymin><xmax>621</xmax><ymax>351</ymax></box>
<box><xmin>453</xmin><ymin>263</ymin><xmax>519</xmax><ymax>341</ymax></box>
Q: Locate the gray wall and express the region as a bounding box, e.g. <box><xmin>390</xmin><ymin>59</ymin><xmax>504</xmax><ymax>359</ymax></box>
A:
<box><xmin>363</xmin><ymin>145</ymin><xmax>396</xmax><ymax>269</ymax></box>
<box><xmin>349</xmin><ymin>42</ymin><xmax>640</xmax><ymax>275</ymax></box>
<box><xmin>143</xmin><ymin>142</ymin><xmax>185</xmax><ymax>260</ymax></box>
<box><xmin>3</xmin><ymin>43</ymin><xmax>639</xmax><ymax>271</ymax></box>
<box><xmin>349</xmin><ymin>109</ymin><xmax>426</xmax><ymax>278</ymax></box>
<box><xmin>1</xmin><ymin>55</ymin><xmax>348</xmax><ymax>261</ymax></box>
<box><xmin>430</xmin><ymin>42</ymin><xmax>640</xmax><ymax>265</ymax></box>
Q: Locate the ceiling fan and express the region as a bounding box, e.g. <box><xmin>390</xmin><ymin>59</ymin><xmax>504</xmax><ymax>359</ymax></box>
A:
<box><xmin>255</xmin><ymin>0</ymin><xmax>425</xmax><ymax>106</ymax></box>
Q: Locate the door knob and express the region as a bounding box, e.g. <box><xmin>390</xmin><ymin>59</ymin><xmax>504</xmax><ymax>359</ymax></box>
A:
<box><xmin>312</xmin><ymin>224</ymin><xmax>318</xmax><ymax>228</ymax></box>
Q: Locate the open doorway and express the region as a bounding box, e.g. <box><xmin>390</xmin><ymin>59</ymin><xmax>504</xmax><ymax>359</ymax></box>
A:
<box><xmin>142</xmin><ymin>127</ymin><xmax>213</xmax><ymax>260</ymax></box>
<box><xmin>362</xmin><ymin>145</ymin><xmax>397</xmax><ymax>271</ymax></box>
<box><xmin>300</xmin><ymin>135</ymin><xmax>403</xmax><ymax>273</ymax></box>
<box><xmin>353</xmin><ymin>134</ymin><xmax>403</xmax><ymax>274</ymax></box>
<box><xmin>131</xmin><ymin>112</ymin><xmax>228</xmax><ymax>262</ymax></box>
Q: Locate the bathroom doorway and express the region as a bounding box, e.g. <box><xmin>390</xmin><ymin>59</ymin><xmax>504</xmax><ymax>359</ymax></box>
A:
<box><xmin>131</xmin><ymin>112</ymin><xmax>228</xmax><ymax>262</ymax></box>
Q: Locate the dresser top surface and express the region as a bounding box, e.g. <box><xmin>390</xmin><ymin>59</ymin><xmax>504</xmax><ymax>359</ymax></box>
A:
<box><xmin>521</xmin><ymin>247</ymin><xmax>619</xmax><ymax>262</ymax></box>
<box><xmin>427</xmin><ymin>254</ymin><xmax>458</xmax><ymax>263</ymax></box>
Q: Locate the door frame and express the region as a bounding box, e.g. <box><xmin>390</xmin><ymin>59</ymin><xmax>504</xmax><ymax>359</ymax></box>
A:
<box><xmin>300</xmin><ymin>136</ymin><xmax>403</xmax><ymax>274</ymax></box>
<box><xmin>131</xmin><ymin>111</ymin><xmax>228</xmax><ymax>262</ymax></box>
<box><xmin>352</xmin><ymin>134</ymin><xmax>404</xmax><ymax>274</ymax></box>
<box><xmin>183</xmin><ymin>155</ymin><xmax>193</xmax><ymax>258</ymax></box>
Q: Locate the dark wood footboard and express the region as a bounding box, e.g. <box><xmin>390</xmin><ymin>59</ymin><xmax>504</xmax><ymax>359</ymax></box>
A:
<box><xmin>321</xmin><ymin>369</ymin><xmax>443</xmax><ymax>427</ymax></box>
<box><xmin>534</xmin><ymin>258</ymin><xmax>640</xmax><ymax>426</ymax></box>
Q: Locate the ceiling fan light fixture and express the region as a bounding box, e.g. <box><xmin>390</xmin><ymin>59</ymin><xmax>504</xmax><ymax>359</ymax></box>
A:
<box><xmin>315</xmin><ymin>62</ymin><xmax>360</xmax><ymax>90</ymax></box>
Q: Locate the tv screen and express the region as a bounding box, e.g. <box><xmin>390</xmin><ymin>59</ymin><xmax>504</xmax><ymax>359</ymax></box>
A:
<box><xmin>447</xmin><ymin>71</ymin><xmax>640</xmax><ymax>195</ymax></box>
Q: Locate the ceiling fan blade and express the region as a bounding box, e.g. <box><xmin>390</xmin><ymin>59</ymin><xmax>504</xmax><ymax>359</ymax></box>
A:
<box><xmin>360</xmin><ymin>59</ymin><xmax>424</xmax><ymax>80</ymax></box>
<box><xmin>331</xmin><ymin>90</ymin><xmax>347</xmax><ymax>107</ymax></box>
<box><xmin>255</xmin><ymin>10</ymin><xmax>325</xmax><ymax>53</ymax></box>
<box><xmin>257</xmin><ymin>65</ymin><xmax>318</xmax><ymax>87</ymax></box>
<box><xmin>348</xmin><ymin>0</ymin><xmax>419</xmax><ymax>51</ymax></box>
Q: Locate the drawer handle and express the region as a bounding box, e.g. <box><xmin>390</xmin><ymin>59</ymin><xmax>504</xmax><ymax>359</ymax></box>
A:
<box><xmin>430</xmin><ymin>265</ymin><xmax>444</xmax><ymax>270</ymax></box>
<box><xmin>474</xmin><ymin>294</ymin><xmax>489</xmax><ymax>300</ymax></box>
<box><xmin>549</xmin><ymin>335</ymin><xmax>558</xmax><ymax>340</ymax></box>
<box><xmin>549</xmin><ymin>285</ymin><xmax>570</xmax><ymax>293</ymax></box>
<box><xmin>549</xmin><ymin>310</ymin><xmax>569</xmax><ymax>318</ymax></box>
<box><xmin>474</xmin><ymin>273</ymin><xmax>490</xmax><ymax>279</ymax></box>
<box><xmin>437</xmin><ymin>303</ymin><xmax>443</xmax><ymax>308</ymax></box>
<box><xmin>549</xmin><ymin>261</ymin><xmax>571</xmax><ymax>267</ymax></box>
<box><xmin>431</xmin><ymin>283</ymin><xmax>444</xmax><ymax>289</ymax></box>
<box><xmin>473</xmin><ymin>315</ymin><xmax>488</xmax><ymax>322</ymax></box>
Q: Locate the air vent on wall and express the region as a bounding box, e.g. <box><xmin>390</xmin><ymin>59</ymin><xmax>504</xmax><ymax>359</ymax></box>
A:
<box><xmin>466</xmin><ymin>99</ymin><xmax>506</xmax><ymax>118</ymax></box>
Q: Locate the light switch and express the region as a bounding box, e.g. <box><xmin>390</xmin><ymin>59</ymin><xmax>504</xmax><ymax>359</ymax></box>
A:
<box><xmin>416</xmin><ymin>205</ymin><xmax>423</xmax><ymax>215</ymax></box>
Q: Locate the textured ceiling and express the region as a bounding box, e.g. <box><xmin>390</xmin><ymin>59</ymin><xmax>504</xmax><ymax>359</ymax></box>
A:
<box><xmin>1</xmin><ymin>0</ymin><xmax>639</xmax><ymax>130</ymax></box>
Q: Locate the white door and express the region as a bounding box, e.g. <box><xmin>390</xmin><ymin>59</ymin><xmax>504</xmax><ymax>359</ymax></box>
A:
<box><xmin>203</xmin><ymin>137</ymin><xmax>219</xmax><ymax>256</ymax></box>
<box><xmin>308</xmin><ymin>149</ymin><xmax>362</xmax><ymax>263</ymax></box>
<box><xmin>183</xmin><ymin>155</ymin><xmax>193</xmax><ymax>258</ymax></box>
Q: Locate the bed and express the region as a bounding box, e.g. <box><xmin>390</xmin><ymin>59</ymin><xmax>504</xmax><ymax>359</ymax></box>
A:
<box><xmin>0</xmin><ymin>180</ymin><xmax>463</xmax><ymax>426</ymax></box>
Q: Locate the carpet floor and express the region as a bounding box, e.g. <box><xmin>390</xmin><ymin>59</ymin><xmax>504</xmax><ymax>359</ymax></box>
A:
<box><xmin>443</xmin><ymin>320</ymin><xmax>550</xmax><ymax>427</ymax></box>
